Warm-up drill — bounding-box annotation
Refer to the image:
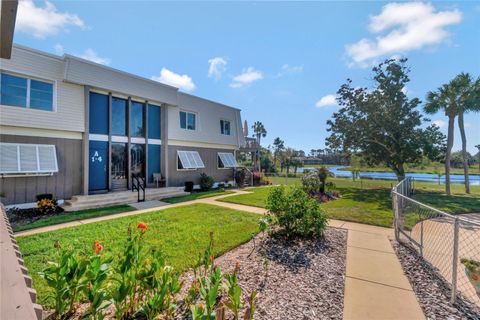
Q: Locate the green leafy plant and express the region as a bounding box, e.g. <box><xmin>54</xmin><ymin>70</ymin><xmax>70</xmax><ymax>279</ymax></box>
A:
<box><xmin>266</xmin><ymin>186</ymin><xmax>328</xmax><ymax>238</ymax></box>
<box><xmin>37</xmin><ymin>198</ymin><xmax>57</xmax><ymax>215</ymax></box>
<box><xmin>301</xmin><ymin>171</ymin><xmax>321</xmax><ymax>195</ymax></box>
<box><xmin>224</xmin><ymin>272</ymin><xmax>242</xmax><ymax>319</ymax></box>
<box><xmin>199</xmin><ymin>173</ymin><xmax>214</xmax><ymax>191</ymax></box>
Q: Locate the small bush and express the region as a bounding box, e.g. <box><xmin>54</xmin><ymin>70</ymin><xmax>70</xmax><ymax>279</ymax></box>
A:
<box><xmin>301</xmin><ymin>172</ymin><xmax>321</xmax><ymax>195</ymax></box>
<box><xmin>199</xmin><ymin>173</ymin><xmax>214</xmax><ymax>191</ymax></box>
<box><xmin>265</xmin><ymin>186</ymin><xmax>328</xmax><ymax>238</ymax></box>
<box><xmin>37</xmin><ymin>198</ymin><xmax>57</xmax><ymax>215</ymax></box>
<box><xmin>235</xmin><ymin>169</ymin><xmax>246</xmax><ymax>186</ymax></box>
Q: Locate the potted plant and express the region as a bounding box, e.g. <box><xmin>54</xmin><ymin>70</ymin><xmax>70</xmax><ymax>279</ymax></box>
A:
<box><xmin>461</xmin><ymin>258</ymin><xmax>480</xmax><ymax>297</ymax></box>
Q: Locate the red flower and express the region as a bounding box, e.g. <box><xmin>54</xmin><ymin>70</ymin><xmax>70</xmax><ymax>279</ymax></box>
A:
<box><xmin>234</xmin><ymin>260</ymin><xmax>241</xmax><ymax>273</ymax></box>
<box><xmin>94</xmin><ymin>240</ymin><xmax>103</xmax><ymax>254</ymax></box>
<box><xmin>137</xmin><ymin>222</ymin><xmax>148</xmax><ymax>233</ymax></box>
<box><xmin>210</xmin><ymin>255</ymin><xmax>215</xmax><ymax>264</ymax></box>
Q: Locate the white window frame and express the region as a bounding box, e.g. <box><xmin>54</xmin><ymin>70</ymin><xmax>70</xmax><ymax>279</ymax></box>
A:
<box><xmin>0</xmin><ymin>71</ymin><xmax>57</xmax><ymax>112</ymax></box>
<box><xmin>0</xmin><ymin>142</ymin><xmax>58</xmax><ymax>176</ymax></box>
<box><xmin>179</xmin><ymin>110</ymin><xmax>197</xmax><ymax>131</ymax></box>
<box><xmin>177</xmin><ymin>150</ymin><xmax>205</xmax><ymax>171</ymax></box>
<box><xmin>220</xmin><ymin>119</ymin><xmax>232</xmax><ymax>136</ymax></box>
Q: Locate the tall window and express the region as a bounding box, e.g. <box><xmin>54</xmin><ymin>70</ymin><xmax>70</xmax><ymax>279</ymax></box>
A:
<box><xmin>111</xmin><ymin>143</ymin><xmax>127</xmax><ymax>179</ymax></box>
<box><xmin>0</xmin><ymin>73</ymin><xmax>54</xmax><ymax>111</ymax></box>
<box><xmin>130</xmin><ymin>144</ymin><xmax>145</xmax><ymax>176</ymax></box>
<box><xmin>111</xmin><ymin>97</ymin><xmax>127</xmax><ymax>136</ymax></box>
<box><xmin>89</xmin><ymin>92</ymin><xmax>109</xmax><ymax>134</ymax></box>
<box><xmin>220</xmin><ymin>119</ymin><xmax>231</xmax><ymax>135</ymax></box>
<box><xmin>130</xmin><ymin>101</ymin><xmax>145</xmax><ymax>137</ymax></box>
<box><xmin>180</xmin><ymin>111</ymin><xmax>196</xmax><ymax>130</ymax></box>
<box><xmin>148</xmin><ymin>104</ymin><xmax>161</xmax><ymax>139</ymax></box>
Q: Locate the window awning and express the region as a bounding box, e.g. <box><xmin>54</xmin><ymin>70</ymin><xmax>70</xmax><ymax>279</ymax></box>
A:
<box><xmin>218</xmin><ymin>152</ymin><xmax>239</xmax><ymax>168</ymax></box>
<box><xmin>178</xmin><ymin>150</ymin><xmax>205</xmax><ymax>169</ymax></box>
<box><xmin>0</xmin><ymin>143</ymin><xmax>58</xmax><ymax>175</ymax></box>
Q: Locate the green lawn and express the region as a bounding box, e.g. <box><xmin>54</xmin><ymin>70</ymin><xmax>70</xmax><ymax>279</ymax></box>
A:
<box><xmin>17</xmin><ymin>204</ymin><xmax>260</xmax><ymax>308</ymax></box>
<box><xmin>221</xmin><ymin>177</ymin><xmax>480</xmax><ymax>228</ymax></box>
<box><xmin>162</xmin><ymin>189</ymin><xmax>235</xmax><ymax>204</ymax></box>
<box><xmin>13</xmin><ymin>205</ymin><xmax>136</xmax><ymax>232</ymax></box>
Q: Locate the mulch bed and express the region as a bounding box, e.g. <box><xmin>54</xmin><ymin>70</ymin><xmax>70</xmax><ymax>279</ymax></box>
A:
<box><xmin>6</xmin><ymin>206</ymin><xmax>64</xmax><ymax>228</ymax></box>
<box><xmin>392</xmin><ymin>241</ymin><xmax>480</xmax><ymax>320</ymax></box>
<box><xmin>179</xmin><ymin>227</ymin><xmax>347</xmax><ymax>319</ymax></box>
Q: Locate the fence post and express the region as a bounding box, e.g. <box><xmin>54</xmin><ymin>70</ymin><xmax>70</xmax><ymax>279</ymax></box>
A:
<box><xmin>393</xmin><ymin>191</ymin><xmax>399</xmax><ymax>241</ymax></box>
<box><xmin>451</xmin><ymin>217</ymin><xmax>460</xmax><ymax>304</ymax></box>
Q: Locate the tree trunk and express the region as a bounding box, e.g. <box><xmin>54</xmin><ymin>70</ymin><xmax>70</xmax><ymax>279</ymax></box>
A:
<box><xmin>458</xmin><ymin>112</ymin><xmax>470</xmax><ymax>193</ymax></box>
<box><xmin>396</xmin><ymin>163</ymin><xmax>405</xmax><ymax>182</ymax></box>
<box><xmin>445</xmin><ymin>115</ymin><xmax>455</xmax><ymax>195</ymax></box>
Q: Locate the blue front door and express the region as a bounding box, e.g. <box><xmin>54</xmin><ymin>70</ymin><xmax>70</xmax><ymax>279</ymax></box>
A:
<box><xmin>89</xmin><ymin>141</ymin><xmax>108</xmax><ymax>192</ymax></box>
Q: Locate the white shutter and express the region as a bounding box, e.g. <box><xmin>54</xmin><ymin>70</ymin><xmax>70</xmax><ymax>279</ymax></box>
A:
<box><xmin>0</xmin><ymin>144</ymin><xmax>19</xmax><ymax>173</ymax></box>
<box><xmin>178</xmin><ymin>151</ymin><xmax>205</xmax><ymax>169</ymax></box>
<box><xmin>38</xmin><ymin>145</ymin><xmax>58</xmax><ymax>172</ymax></box>
<box><xmin>218</xmin><ymin>153</ymin><xmax>238</xmax><ymax>168</ymax></box>
<box><xmin>19</xmin><ymin>145</ymin><xmax>38</xmax><ymax>172</ymax></box>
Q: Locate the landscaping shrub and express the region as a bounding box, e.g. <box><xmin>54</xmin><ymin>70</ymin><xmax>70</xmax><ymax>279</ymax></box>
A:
<box><xmin>235</xmin><ymin>168</ymin><xmax>246</xmax><ymax>186</ymax></box>
<box><xmin>301</xmin><ymin>172</ymin><xmax>321</xmax><ymax>195</ymax></box>
<box><xmin>265</xmin><ymin>186</ymin><xmax>328</xmax><ymax>238</ymax></box>
<box><xmin>37</xmin><ymin>198</ymin><xmax>57</xmax><ymax>215</ymax></box>
<box><xmin>199</xmin><ymin>173</ymin><xmax>214</xmax><ymax>191</ymax></box>
<box><xmin>40</xmin><ymin>225</ymin><xmax>258</xmax><ymax>319</ymax></box>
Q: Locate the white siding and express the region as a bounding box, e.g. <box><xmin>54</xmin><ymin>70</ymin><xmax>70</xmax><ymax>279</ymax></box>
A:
<box><xmin>168</xmin><ymin>93</ymin><xmax>245</xmax><ymax>148</ymax></box>
<box><xmin>0</xmin><ymin>46</ymin><xmax>85</xmax><ymax>132</ymax></box>
<box><xmin>64</xmin><ymin>56</ymin><xmax>178</xmax><ymax>106</ymax></box>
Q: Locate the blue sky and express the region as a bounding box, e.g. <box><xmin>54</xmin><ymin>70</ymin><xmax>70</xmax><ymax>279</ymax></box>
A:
<box><xmin>13</xmin><ymin>1</ymin><xmax>480</xmax><ymax>154</ymax></box>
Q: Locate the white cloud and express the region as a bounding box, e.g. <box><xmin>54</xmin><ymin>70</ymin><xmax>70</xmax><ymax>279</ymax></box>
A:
<box><xmin>230</xmin><ymin>67</ymin><xmax>263</xmax><ymax>88</ymax></box>
<box><xmin>79</xmin><ymin>48</ymin><xmax>110</xmax><ymax>65</ymax></box>
<box><xmin>208</xmin><ymin>57</ymin><xmax>227</xmax><ymax>80</ymax></box>
<box><xmin>277</xmin><ymin>64</ymin><xmax>303</xmax><ymax>77</ymax></box>
<box><xmin>346</xmin><ymin>2</ymin><xmax>462</xmax><ymax>67</ymax></box>
<box><xmin>16</xmin><ymin>0</ymin><xmax>85</xmax><ymax>39</ymax></box>
<box><xmin>151</xmin><ymin>68</ymin><xmax>196</xmax><ymax>92</ymax></box>
<box><xmin>54</xmin><ymin>43</ymin><xmax>64</xmax><ymax>55</ymax></box>
<box><xmin>315</xmin><ymin>94</ymin><xmax>337</xmax><ymax>108</ymax></box>
<box><xmin>432</xmin><ymin>119</ymin><xmax>446</xmax><ymax>128</ymax></box>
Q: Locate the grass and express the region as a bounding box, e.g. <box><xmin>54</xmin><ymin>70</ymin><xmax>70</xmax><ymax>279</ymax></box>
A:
<box><xmin>13</xmin><ymin>205</ymin><xmax>136</xmax><ymax>232</ymax></box>
<box><xmin>162</xmin><ymin>189</ymin><xmax>235</xmax><ymax>204</ymax></box>
<box><xmin>17</xmin><ymin>203</ymin><xmax>260</xmax><ymax>308</ymax></box>
<box><xmin>220</xmin><ymin>177</ymin><xmax>480</xmax><ymax>228</ymax></box>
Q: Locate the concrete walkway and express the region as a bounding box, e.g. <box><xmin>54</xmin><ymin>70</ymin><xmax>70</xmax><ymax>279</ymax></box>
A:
<box><xmin>15</xmin><ymin>189</ymin><xmax>425</xmax><ymax>319</ymax></box>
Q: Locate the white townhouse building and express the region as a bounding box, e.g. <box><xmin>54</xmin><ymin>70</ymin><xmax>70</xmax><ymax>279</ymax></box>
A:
<box><xmin>0</xmin><ymin>44</ymin><xmax>245</xmax><ymax>206</ymax></box>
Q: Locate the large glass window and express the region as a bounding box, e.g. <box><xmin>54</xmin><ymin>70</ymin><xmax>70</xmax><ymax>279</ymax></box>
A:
<box><xmin>30</xmin><ymin>80</ymin><xmax>53</xmax><ymax>111</ymax></box>
<box><xmin>111</xmin><ymin>143</ymin><xmax>127</xmax><ymax>180</ymax></box>
<box><xmin>220</xmin><ymin>119</ymin><xmax>231</xmax><ymax>135</ymax></box>
<box><xmin>112</xmin><ymin>97</ymin><xmax>127</xmax><ymax>136</ymax></box>
<box><xmin>0</xmin><ymin>73</ymin><xmax>54</xmax><ymax>111</ymax></box>
<box><xmin>148</xmin><ymin>104</ymin><xmax>161</xmax><ymax>139</ymax></box>
<box><xmin>147</xmin><ymin>144</ymin><xmax>161</xmax><ymax>183</ymax></box>
<box><xmin>130</xmin><ymin>101</ymin><xmax>145</xmax><ymax>137</ymax></box>
<box><xmin>130</xmin><ymin>144</ymin><xmax>145</xmax><ymax>176</ymax></box>
<box><xmin>89</xmin><ymin>92</ymin><xmax>109</xmax><ymax>134</ymax></box>
<box><xmin>180</xmin><ymin>111</ymin><xmax>196</xmax><ymax>130</ymax></box>
<box><xmin>1</xmin><ymin>73</ymin><xmax>27</xmax><ymax>107</ymax></box>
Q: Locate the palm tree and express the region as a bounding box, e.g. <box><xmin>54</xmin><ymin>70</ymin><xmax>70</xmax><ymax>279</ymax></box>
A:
<box><xmin>476</xmin><ymin>144</ymin><xmax>480</xmax><ymax>173</ymax></box>
<box><xmin>252</xmin><ymin>121</ymin><xmax>267</xmax><ymax>145</ymax></box>
<box><xmin>273</xmin><ymin>137</ymin><xmax>285</xmax><ymax>171</ymax></box>
<box><xmin>451</xmin><ymin>73</ymin><xmax>479</xmax><ymax>193</ymax></box>
<box><xmin>425</xmin><ymin>83</ymin><xmax>459</xmax><ymax>195</ymax></box>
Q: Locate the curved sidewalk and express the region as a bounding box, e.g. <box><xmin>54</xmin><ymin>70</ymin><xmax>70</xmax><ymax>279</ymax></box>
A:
<box><xmin>14</xmin><ymin>190</ymin><xmax>425</xmax><ymax>319</ymax></box>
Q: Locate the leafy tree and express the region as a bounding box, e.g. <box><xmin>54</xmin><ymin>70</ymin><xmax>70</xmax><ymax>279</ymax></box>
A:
<box><xmin>252</xmin><ymin>121</ymin><xmax>267</xmax><ymax>145</ymax></box>
<box><xmin>327</xmin><ymin>58</ymin><xmax>446</xmax><ymax>182</ymax></box>
<box><xmin>425</xmin><ymin>73</ymin><xmax>479</xmax><ymax>194</ymax></box>
<box><xmin>476</xmin><ymin>144</ymin><xmax>480</xmax><ymax>172</ymax></box>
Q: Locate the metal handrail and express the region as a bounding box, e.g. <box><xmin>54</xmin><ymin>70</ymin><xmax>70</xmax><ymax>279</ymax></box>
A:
<box><xmin>131</xmin><ymin>174</ymin><xmax>146</xmax><ymax>202</ymax></box>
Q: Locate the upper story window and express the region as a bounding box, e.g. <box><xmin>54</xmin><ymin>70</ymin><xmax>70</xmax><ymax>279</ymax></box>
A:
<box><xmin>130</xmin><ymin>101</ymin><xmax>145</xmax><ymax>137</ymax></box>
<box><xmin>0</xmin><ymin>72</ymin><xmax>54</xmax><ymax>111</ymax></box>
<box><xmin>148</xmin><ymin>104</ymin><xmax>161</xmax><ymax>139</ymax></box>
<box><xmin>111</xmin><ymin>97</ymin><xmax>127</xmax><ymax>136</ymax></box>
<box><xmin>220</xmin><ymin>119</ymin><xmax>231</xmax><ymax>135</ymax></box>
<box><xmin>180</xmin><ymin>111</ymin><xmax>196</xmax><ymax>130</ymax></box>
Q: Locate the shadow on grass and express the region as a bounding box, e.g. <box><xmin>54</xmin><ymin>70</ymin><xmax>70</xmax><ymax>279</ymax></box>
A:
<box><xmin>338</xmin><ymin>187</ymin><xmax>392</xmax><ymax>211</ymax></box>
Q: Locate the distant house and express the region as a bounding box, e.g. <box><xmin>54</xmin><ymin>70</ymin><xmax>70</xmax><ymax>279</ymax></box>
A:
<box><xmin>0</xmin><ymin>45</ymin><xmax>245</xmax><ymax>206</ymax></box>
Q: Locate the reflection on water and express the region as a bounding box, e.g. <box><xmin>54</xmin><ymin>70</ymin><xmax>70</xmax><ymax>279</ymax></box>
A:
<box><xmin>295</xmin><ymin>166</ymin><xmax>480</xmax><ymax>186</ymax></box>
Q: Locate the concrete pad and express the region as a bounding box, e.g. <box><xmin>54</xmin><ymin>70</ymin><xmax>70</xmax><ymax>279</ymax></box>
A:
<box><xmin>200</xmin><ymin>199</ymin><xmax>267</xmax><ymax>214</ymax></box>
<box><xmin>347</xmin><ymin>229</ymin><xmax>395</xmax><ymax>253</ymax></box>
<box><xmin>328</xmin><ymin>219</ymin><xmax>347</xmax><ymax>229</ymax></box>
<box><xmin>343</xmin><ymin>277</ymin><xmax>425</xmax><ymax>320</ymax></box>
<box><xmin>346</xmin><ymin>246</ymin><xmax>412</xmax><ymax>290</ymax></box>
<box><xmin>342</xmin><ymin>221</ymin><xmax>394</xmax><ymax>236</ymax></box>
<box><xmin>130</xmin><ymin>200</ymin><xmax>170</xmax><ymax>210</ymax></box>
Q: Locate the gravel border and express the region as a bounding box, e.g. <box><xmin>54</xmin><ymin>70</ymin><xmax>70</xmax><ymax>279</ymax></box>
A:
<box><xmin>392</xmin><ymin>241</ymin><xmax>480</xmax><ymax>320</ymax></box>
<box><xmin>179</xmin><ymin>227</ymin><xmax>348</xmax><ymax>319</ymax></box>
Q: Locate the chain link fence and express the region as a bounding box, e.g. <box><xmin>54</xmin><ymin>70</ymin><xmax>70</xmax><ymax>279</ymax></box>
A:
<box><xmin>392</xmin><ymin>178</ymin><xmax>480</xmax><ymax>310</ymax></box>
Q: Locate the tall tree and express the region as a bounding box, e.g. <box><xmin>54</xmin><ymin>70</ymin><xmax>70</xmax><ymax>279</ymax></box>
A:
<box><xmin>476</xmin><ymin>144</ymin><xmax>480</xmax><ymax>172</ymax></box>
<box><xmin>272</xmin><ymin>137</ymin><xmax>285</xmax><ymax>170</ymax></box>
<box><xmin>425</xmin><ymin>73</ymin><xmax>479</xmax><ymax>194</ymax></box>
<box><xmin>252</xmin><ymin>121</ymin><xmax>267</xmax><ymax>145</ymax></box>
<box><xmin>327</xmin><ymin>58</ymin><xmax>446</xmax><ymax>182</ymax></box>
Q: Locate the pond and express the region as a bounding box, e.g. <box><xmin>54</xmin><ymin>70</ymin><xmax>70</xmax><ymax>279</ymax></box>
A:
<box><xmin>296</xmin><ymin>166</ymin><xmax>480</xmax><ymax>186</ymax></box>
